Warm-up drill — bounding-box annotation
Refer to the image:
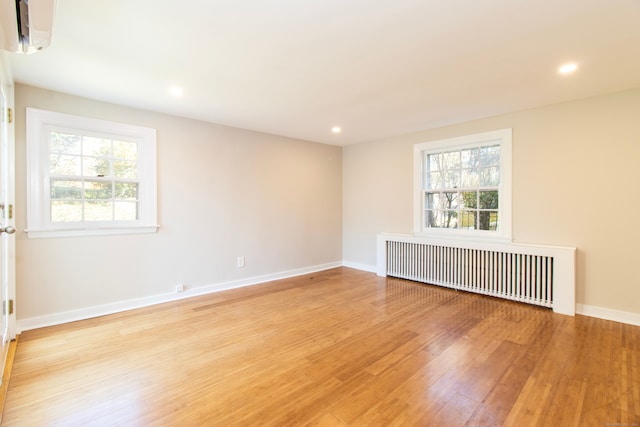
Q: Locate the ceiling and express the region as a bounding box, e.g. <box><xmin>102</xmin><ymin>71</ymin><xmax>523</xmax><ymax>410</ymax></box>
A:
<box><xmin>5</xmin><ymin>0</ymin><xmax>640</xmax><ymax>145</ymax></box>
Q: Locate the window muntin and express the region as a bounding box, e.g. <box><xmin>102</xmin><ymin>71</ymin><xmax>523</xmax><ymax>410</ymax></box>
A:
<box><xmin>414</xmin><ymin>129</ymin><xmax>511</xmax><ymax>240</ymax></box>
<box><xmin>424</xmin><ymin>145</ymin><xmax>500</xmax><ymax>231</ymax></box>
<box><xmin>27</xmin><ymin>108</ymin><xmax>157</xmax><ymax>238</ymax></box>
<box><xmin>48</xmin><ymin>131</ymin><xmax>140</xmax><ymax>223</ymax></box>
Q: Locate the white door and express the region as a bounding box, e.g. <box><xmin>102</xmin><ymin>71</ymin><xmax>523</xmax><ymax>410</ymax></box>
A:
<box><xmin>0</xmin><ymin>79</ymin><xmax>16</xmax><ymax>380</ymax></box>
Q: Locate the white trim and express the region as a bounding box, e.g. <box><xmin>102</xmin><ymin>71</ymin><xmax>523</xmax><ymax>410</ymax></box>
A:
<box><xmin>24</xmin><ymin>225</ymin><xmax>159</xmax><ymax>238</ymax></box>
<box><xmin>376</xmin><ymin>233</ymin><xmax>576</xmax><ymax>316</ymax></box>
<box><xmin>342</xmin><ymin>260</ymin><xmax>376</xmax><ymax>273</ymax></box>
<box><xmin>16</xmin><ymin>261</ymin><xmax>342</xmax><ymax>333</ymax></box>
<box><xmin>26</xmin><ymin>108</ymin><xmax>158</xmax><ymax>238</ymax></box>
<box><xmin>0</xmin><ymin>61</ymin><xmax>16</xmax><ymax>346</ymax></box>
<box><xmin>576</xmin><ymin>304</ymin><xmax>640</xmax><ymax>327</ymax></box>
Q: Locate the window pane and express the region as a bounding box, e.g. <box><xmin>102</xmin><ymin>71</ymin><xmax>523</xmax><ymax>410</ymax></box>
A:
<box><xmin>85</xmin><ymin>201</ymin><xmax>113</xmax><ymax>221</ymax></box>
<box><xmin>479</xmin><ymin>211</ymin><xmax>498</xmax><ymax>231</ymax></box>
<box><xmin>83</xmin><ymin>156</ymin><xmax>111</xmax><ymax>177</ymax></box>
<box><xmin>50</xmin><ymin>154</ymin><xmax>81</xmax><ymax>176</ymax></box>
<box><xmin>425</xmin><ymin>209</ymin><xmax>435</xmax><ymax>228</ymax></box>
<box><xmin>51</xmin><ymin>201</ymin><xmax>82</xmax><ymax>222</ymax></box>
<box><xmin>50</xmin><ymin>132</ymin><xmax>81</xmax><ymax>154</ymax></box>
<box><xmin>461</xmin><ymin>169</ymin><xmax>478</xmax><ymax>187</ymax></box>
<box><xmin>442</xmin><ymin>192</ymin><xmax>458</xmax><ymax>209</ymax></box>
<box><xmin>479</xmin><ymin>167</ymin><xmax>499</xmax><ymax>186</ymax></box>
<box><xmin>113</xmin><ymin>160</ymin><xmax>137</xmax><ymax>179</ymax></box>
<box><xmin>427</xmin><ymin>171</ymin><xmax>460</xmax><ymax>190</ymax></box>
<box><xmin>428</xmin><ymin>153</ymin><xmax>443</xmax><ymax>172</ymax></box>
<box><xmin>442</xmin><ymin>151</ymin><xmax>460</xmax><ymax>170</ymax></box>
<box><xmin>115</xmin><ymin>202</ymin><xmax>138</xmax><ymax>220</ymax></box>
<box><xmin>50</xmin><ymin>180</ymin><xmax>82</xmax><ymax>199</ymax></box>
<box><xmin>461</xmin><ymin>148</ymin><xmax>479</xmax><ymax>169</ymax></box>
<box><xmin>461</xmin><ymin>191</ymin><xmax>477</xmax><ymax>209</ymax></box>
<box><xmin>443</xmin><ymin>170</ymin><xmax>460</xmax><ymax>188</ymax></box>
<box><xmin>426</xmin><ymin>209</ymin><xmax>458</xmax><ymax>228</ymax></box>
<box><xmin>83</xmin><ymin>137</ymin><xmax>112</xmax><ymax>157</ymax></box>
<box><xmin>460</xmin><ymin>210</ymin><xmax>476</xmax><ymax>230</ymax></box>
<box><xmin>113</xmin><ymin>141</ymin><xmax>137</xmax><ymax>160</ymax></box>
<box><xmin>479</xmin><ymin>145</ymin><xmax>500</xmax><ymax>167</ymax></box>
<box><xmin>84</xmin><ymin>180</ymin><xmax>112</xmax><ymax>199</ymax></box>
<box><xmin>426</xmin><ymin>192</ymin><xmax>436</xmax><ymax>209</ymax></box>
<box><xmin>427</xmin><ymin>209</ymin><xmax>443</xmax><ymax>227</ymax></box>
<box><xmin>428</xmin><ymin>172</ymin><xmax>443</xmax><ymax>190</ymax></box>
<box><xmin>115</xmin><ymin>182</ymin><xmax>138</xmax><ymax>200</ymax></box>
<box><xmin>479</xmin><ymin>191</ymin><xmax>499</xmax><ymax>209</ymax></box>
<box><xmin>441</xmin><ymin>210</ymin><xmax>458</xmax><ymax>228</ymax></box>
<box><xmin>426</xmin><ymin>192</ymin><xmax>459</xmax><ymax>210</ymax></box>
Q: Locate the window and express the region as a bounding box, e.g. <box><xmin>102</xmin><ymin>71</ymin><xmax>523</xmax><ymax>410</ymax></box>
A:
<box><xmin>413</xmin><ymin>129</ymin><xmax>512</xmax><ymax>241</ymax></box>
<box><xmin>26</xmin><ymin>108</ymin><xmax>158</xmax><ymax>238</ymax></box>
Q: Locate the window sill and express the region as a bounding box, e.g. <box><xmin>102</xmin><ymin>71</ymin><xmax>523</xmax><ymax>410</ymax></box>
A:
<box><xmin>412</xmin><ymin>230</ymin><xmax>512</xmax><ymax>245</ymax></box>
<box><xmin>25</xmin><ymin>225</ymin><xmax>159</xmax><ymax>239</ymax></box>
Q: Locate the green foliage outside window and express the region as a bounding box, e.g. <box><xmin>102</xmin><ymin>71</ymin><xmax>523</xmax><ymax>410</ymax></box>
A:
<box><xmin>48</xmin><ymin>132</ymin><xmax>139</xmax><ymax>222</ymax></box>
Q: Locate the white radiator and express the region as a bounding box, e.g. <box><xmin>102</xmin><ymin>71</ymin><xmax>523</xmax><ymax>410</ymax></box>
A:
<box><xmin>377</xmin><ymin>233</ymin><xmax>576</xmax><ymax>315</ymax></box>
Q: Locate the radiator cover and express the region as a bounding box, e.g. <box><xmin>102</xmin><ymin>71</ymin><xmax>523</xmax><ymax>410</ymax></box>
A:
<box><xmin>377</xmin><ymin>233</ymin><xmax>576</xmax><ymax>315</ymax></box>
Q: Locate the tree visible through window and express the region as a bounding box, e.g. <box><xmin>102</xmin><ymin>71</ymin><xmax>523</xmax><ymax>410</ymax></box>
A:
<box><xmin>414</xmin><ymin>129</ymin><xmax>512</xmax><ymax>240</ymax></box>
<box><xmin>424</xmin><ymin>144</ymin><xmax>500</xmax><ymax>231</ymax></box>
<box><xmin>27</xmin><ymin>108</ymin><xmax>157</xmax><ymax>238</ymax></box>
<box><xmin>49</xmin><ymin>131</ymin><xmax>140</xmax><ymax>222</ymax></box>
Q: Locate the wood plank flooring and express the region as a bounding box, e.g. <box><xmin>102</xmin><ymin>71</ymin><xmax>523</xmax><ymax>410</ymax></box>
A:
<box><xmin>2</xmin><ymin>267</ymin><xmax>639</xmax><ymax>426</ymax></box>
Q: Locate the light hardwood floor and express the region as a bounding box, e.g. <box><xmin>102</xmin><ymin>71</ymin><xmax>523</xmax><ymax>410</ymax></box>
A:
<box><xmin>2</xmin><ymin>267</ymin><xmax>639</xmax><ymax>426</ymax></box>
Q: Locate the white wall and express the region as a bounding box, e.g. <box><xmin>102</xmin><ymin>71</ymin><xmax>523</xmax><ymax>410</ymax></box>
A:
<box><xmin>15</xmin><ymin>84</ymin><xmax>343</xmax><ymax>325</ymax></box>
<box><xmin>343</xmin><ymin>88</ymin><xmax>640</xmax><ymax>319</ymax></box>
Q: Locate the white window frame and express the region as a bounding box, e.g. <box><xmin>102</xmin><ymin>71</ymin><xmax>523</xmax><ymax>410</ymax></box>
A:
<box><xmin>413</xmin><ymin>129</ymin><xmax>512</xmax><ymax>242</ymax></box>
<box><xmin>26</xmin><ymin>108</ymin><xmax>158</xmax><ymax>238</ymax></box>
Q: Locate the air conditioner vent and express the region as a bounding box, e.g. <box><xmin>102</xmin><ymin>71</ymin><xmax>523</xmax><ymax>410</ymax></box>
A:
<box><xmin>0</xmin><ymin>0</ymin><xmax>56</xmax><ymax>54</ymax></box>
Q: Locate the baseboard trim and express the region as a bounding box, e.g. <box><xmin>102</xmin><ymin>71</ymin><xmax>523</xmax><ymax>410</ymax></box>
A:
<box><xmin>16</xmin><ymin>262</ymin><xmax>342</xmax><ymax>333</ymax></box>
<box><xmin>576</xmin><ymin>304</ymin><xmax>640</xmax><ymax>327</ymax></box>
<box><xmin>17</xmin><ymin>262</ymin><xmax>640</xmax><ymax>332</ymax></box>
<box><xmin>341</xmin><ymin>260</ymin><xmax>376</xmax><ymax>273</ymax></box>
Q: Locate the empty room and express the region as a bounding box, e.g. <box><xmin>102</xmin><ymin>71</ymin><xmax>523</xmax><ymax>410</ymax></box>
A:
<box><xmin>0</xmin><ymin>0</ymin><xmax>639</xmax><ymax>425</ymax></box>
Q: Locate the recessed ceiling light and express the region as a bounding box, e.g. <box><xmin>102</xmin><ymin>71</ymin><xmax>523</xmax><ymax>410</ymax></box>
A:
<box><xmin>331</xmin><ymin>126</ymin><xmax>341</xmax><ymax>134</ymax></box>
<box><xmin>558</xmin><ymin>63</ymin><xmax>578</xmax><ymax>74</ymax></box>
<box><xmin>169</xmin><ymin>86</ymin><xmax>184</xmax><ymax>97</ymax></box>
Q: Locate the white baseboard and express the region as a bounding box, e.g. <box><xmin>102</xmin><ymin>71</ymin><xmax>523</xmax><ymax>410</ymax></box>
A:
<box><xmin>18</xmin><ymin>262</ymin><xmax>640</xmax><ymax>333</ymax></box>
<box><xmin>342</xmin><ymin>260</ymin><xmax>376</xmax><ymax>273</ymax></box>
<box><xmin>576</xmin><ymin>304</ymin><xmax>640</xmax><ymax>327</ymax></box>
<box><xmin>16</xmin><ymin>262</ymin><xmax>342</xmax><ymax>333</ymax></box>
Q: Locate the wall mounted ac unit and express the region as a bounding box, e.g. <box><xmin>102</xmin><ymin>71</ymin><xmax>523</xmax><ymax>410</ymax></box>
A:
<box><xmin>0</xmin><ymin>0</ymin><xmax>56</xmax><ymax>54</ymax></box>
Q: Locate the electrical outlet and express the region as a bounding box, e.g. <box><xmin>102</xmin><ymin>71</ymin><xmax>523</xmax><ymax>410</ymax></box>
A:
<box><xmin>176</xmin><ymin>284</ymin><xmax>185</xmax><ymax>292</ymax></box>
<box><xmin>237</xmin><ymin>256</ymin><xmax>245</xmax><ymax>268</ymax></box>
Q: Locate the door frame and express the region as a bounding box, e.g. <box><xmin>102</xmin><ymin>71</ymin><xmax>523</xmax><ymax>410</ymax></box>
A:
<box><xmin>3</xmin><ymin>80</ymin><xmax>16</xmax><ymax>341</ymax></box>
<box><xmin>0</xmin><ymin>53</ymin><xmax>17</xmax><ymax>381</ymax></box>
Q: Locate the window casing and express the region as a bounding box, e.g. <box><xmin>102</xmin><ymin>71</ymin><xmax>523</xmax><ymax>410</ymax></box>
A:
<box><xmin>413</xmin><ymin>129</ymin><xmax>512</xmax><ymax>241</ymax></box>
<box><xmin>26</xmin><ymin>108</ymin><xmax>158</xmax><ymax>238</ymax></box>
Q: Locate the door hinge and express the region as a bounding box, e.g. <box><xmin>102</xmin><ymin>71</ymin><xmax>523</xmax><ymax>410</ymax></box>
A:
<box><xmin>0</xmin><ymin>204</ymin><xmax>13</xmax><ymax>219</ymax></box>
<box><xmin>3</xmin><ymin>300</ymin><xmax>13</xmax><ymax>315</ymax></box>
<box><xmin>6</xmin><ymin>108</ymin><xmax>12</xmax><ymax>124</ymax></box>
